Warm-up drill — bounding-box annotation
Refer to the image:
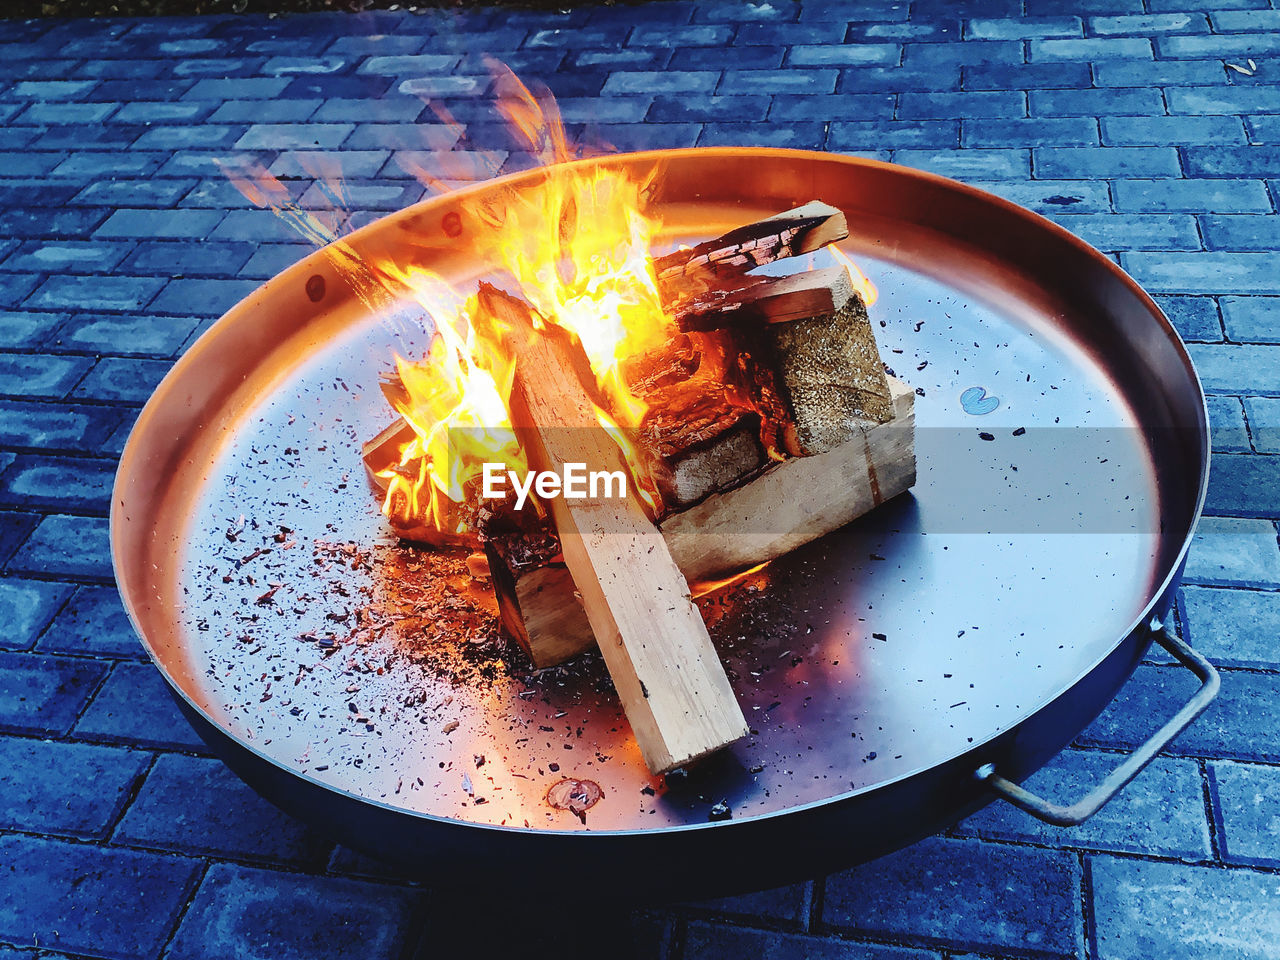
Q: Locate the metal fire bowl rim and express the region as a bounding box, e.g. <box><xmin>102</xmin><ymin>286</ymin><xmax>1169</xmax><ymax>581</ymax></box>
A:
<box><xmin>111</xmin><ymin>146</ymin><xmax>1209</xmax><ymax>838</ymax></box>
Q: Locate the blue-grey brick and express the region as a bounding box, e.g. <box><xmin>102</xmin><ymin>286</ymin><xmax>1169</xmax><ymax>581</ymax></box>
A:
<box><xmin>1250</xmin><ymin>115</ymin><xmax>1280</xmax><ymax>144</ymax></box>
<box><xmin>51</xmin><ymin>151</ymin><xmax>167</xmax><ymax>179</ymax></box>
<box><xmin>121</xmin><ymin>240</ymin><xmax>255</xmax><ymax>277</ymax></box>
<box><xmin>1182</xmin><ymin>585</ymin><xmax>1280</xmax><ymax>669</ymax></box>
<box><xmin>685</xmin><ymin>922</ymin><xmax>936</xmax><ymax>960</ymax></box>
<box><xmin>0</xmin><ymin>513</ymin><xmax>38</xmax><ymax>567</ymax></box>
<box><xmin>894</xmin><ymin>147</ymin><xmax>1029</xmax><ymax>179</ymax></box>
<box><xmin>74</xmin><ymin>662</ymin><xmax>208</xmax><ymax>751</ymax></box>
<box><xmin>1051</xmin><ymin>214</ymin><xmax>1198</xmax><ymax>251</ymax></box>
<box><xmin>9</xmin><ymin>79</ymin><xmax>97</xmax><ymax>99</ymax></box>
<box><xmin>209</xmin><ymin>98</ymin><xmax>321</xmax><ymax>123</ymax></box>
<box><xmin>238</xmin><ymin>244</ymin><xmax>315</xmax><ymax>279</ymax></box>
<box><xmin>1036</xmin><ymin>146</ymin><xmax>1180</xmax><ymax>178</ymax></box>
<box><xmin>94</xmin><ymin>208</ymin><xmax>225</xmax><ymax>240</ymax></box>
<box><xmin>398</xmin><ymin>75</ymin><xmax>489</xmax><ymax>99</ymax></box>
<box><xmin>1211</xmin><ymin>761</ymin><xmax>1280</xmax><ymax>868</ymax></box>
<box><xmin>0</xmin><ymin>207</ymin><xmax>109</xmax><ymax>241</ymax></box>
<box><xmin>149</xmin><ymin>277</ymin><xmax>261</xmax><ymax>317</ymax></box>
<box><xmin>1080</xmin><ymin>662</ymin><xmax>1280</xmax><ymax>762</ymax></box>
<box><xmin>49</xmin><ymin>314</ymin><xmax>199</xmax><ymax>358</ymax></box>
<box><xmin>1158</xmin><ymin>33</ymin><xmax>1280</xmax><ymax>59</ymax></box>
<box><xmin>829</xmin><ymin>120</ymin><xmax>958</xmax><ymax>150</ymax></box>
<box><xmin>1183</xmin><ymin>515</ymin><xmax>1280</xmax><ymax>586</ymax></box>
<box><xmin>1207</xmin><ymin>396</ymin><xmax>1253</xmax><ymax>453</ymax></box>
<box><xmin>899</xmin><ymin>90</ymin><xmax>1023</xmax><ymax>119</ymax></box>
<box><xmin>236</xmin><ymin>122</ymin><xmax>354</xmax><ymax>150</ymax></box>
<box><xmin>903</xmin><ymin>39</ymin><xmax>1022</xmax><ymax>69</ymax></box>
<box><xmin>380</xmin><ymin>149</ymin><xmax>508</xmax><ymax>182</ymax></box>
<box><xmin>9</xmin><ymin>514</ymin><xmax>110</xmax><ymax>580</ymax></box>
<box><xmin>799</xmin><ymin>0</ymin><xmax>909</xmax><ymax>21</ymax></box>
<box><xmin>629</xmin><ymin>23</ymin><xmax>731</xmax><ymax>46</ymax></box>
<box><xmin>0</xmin><ymin>736</ymin><xmax>147</xmax><ymax>837</ymax></box>
<box><xmin>1186</xmin><ymin>146</ymin><xmax>1280</xmax><ymax>179</ymax></box>
<box><xmin>1114</xmin><ymin>180</ymin><xmax>1271</xmax><ymax>215</ymax></box>
<box><xmin>698</xmin><ymin>122</ymin><xmax>825</xmax><ymax>149</ymax></box>
<box><xmin>4</xmin><ymin>239</ymin><xmax>135</xmax><ymax>274</ymax></box>
<box><xmin>110</xmin><ymin>101</ymin><xmax>213</xmax><ymax>124</ymax></box>
<box><xmin>1212</xmin><ymin>9</ymin><xmax>1280</xmax><ymax>31</ymax></box>
<box><xmin>1092</xmin><ymin>12</ymin><xmax>1208</xmax><ymax>34</ymax></box>
<box><xmin>325</xmin><ymin>34</ymin><xmax>424</xmax><ymax>55</ymax></box>
<box><xmin>769</xmin><ymin>93</ymin><xmax>894</xmax><ymax>122</ymax></box>
<box><xmin>342</xmin><ymin>122</ymin><xmax>460</xmax><ymax>151</ymax></box>
<box><xmin>973</xmin><ymin>178</ymin><xmax>1113</xmax><ymax>213</ymax></box>
<box><xmin>17</xmin><ymin>101</ymin><xmax>117</xmax><ymax>124</ymax></box>
<box><xmin>300</xmin><ymin>179</ymin><xmax>422</xmax><ymax>211</ymax></box>
<box><xmin>0</xmin><ymin>151</ymin><xmax>63</xmax><ymax>177</ymax></box>
<box><xmin>71</xmin><ymin>180</ymin><xmax>195</xmax><ymax>210</ymax></box>
<box><xmin>964</xmin><ymin>61</ymin><xmax>1091</xmax><ymax>90</ymax></box>
<box><xmin>1031</xmin><ymin>87</ymin><xmax>1164</xmax><ymax>117</ymax></box>
<box><xmin>0</xmin><ymin>578</ymin><xmax>71</xmax><ymax>651</ymax></box>
<box><xmin>0</xmin><ymin>651</ymin><xmax>106</xmax><ymax>735</ymax></box>
<box><xmin>648</xmin><ymin>95</ymin><xmax>769</xmax><ymax>123</ymax></box>
<box><xmin>786</xmin><ymin>44</ymin><xmax>900</xmax><ymax>67</ymax></box>
<box><xmin>692</xmin><ymin>0</ymin><xmax>791</xmax><ymax>22</ymax></box>
<box><xmin>168</xmin><ymin>863</ymin><xmax>420</xmax><ymax>960</ymax></box>
<box><xmin>1157</xmin><ymin>296</ymin><xmax>1221</xmax><ymax>342</ymax></box>
<box><xmin>667</xmin><ymin>46</ymin><xmax>775</xmax><ymax>70</ymax></box>
<box><xmin>1221</xmin><ymin>297</ymin><xmax>1280</xmax><ymax>344</ymax></box>
<box><xmin>840</xmin><ymin>65</ymin><xmax>961</xmax><ymax>93</ymax></box>
<box><xmin>83</xmin><ymin>77</ymin><xmax>192</xmax><ymax>101</ymax></box>
<box><xmin>1090</xmin><ymin>855</ymin><xmax>1280</xmax><ymax>960</ymax></box>
<box><xmin>1094</xmin><ymin>59</ymin><xmax>1229</xmax><ymax>87</ymax></box>
<box><xmin>34</xmin><ymin>124</ymin><xmax>141</xmax><ymax>151</ymax></box>
<box><xmin>1102</xmin><ymin>116</ymin><xmax>1245</xmax><ymax>146</ymax></box>
<box><xmin>957</xmin><ymin>749</ymin><xmax>1210</xmax><ymax>857</ymax></box>
<box><xmin>735</xmin><ymin>22</ymin><xmax>845</xmax><ymax>45</ymax></box>
<box><xmin>1031</xmin><ymin>36</ymin><xmax>1153</xmax><ymax>61</ymax></box>
<box><xmin>574</xmin><ymin>47</ymin><xmax>668</xmax><ymax>68</ymax></box>
<box><xmin>130</xmin><ymin>124</ymin><xmax>244</xmax><ymax>151</ymax></box>
<box><xmin>39</xmin><ymin>585</ymin><xmax>141</xmax><ymax>659</ymax></box>
<box><xmin>824</xmin><ymin>836</ymin><xmax>1080</xmax><ymax>957</ymax></box>
<box><xmin>1123</xmin><ymin>252</ymin><xmax>1280</xmax><ymax>294</ymax></box>
<box><xmin>0</xmin><ymin>399</ymin><xmax>121</xmax><ymax>450</ymax></box>
<box><xmin>26</xmin><ymin>275</ymin><xmax>165</xmax><ymax>312</ymax></box>
<box><xmin>583</xmin><ymin>122</ymin><xmax>702</xmax><ymax>151</ymax></box>
<box><xmin>115</xmin><ymin>753</ymin><xmax>331</xmax><ymax>864</ymax></box>
<box><xmin>71</xmin><ymin>358</ymin><xmax>170</xmax><ymax>405</ymax></box>
<box><xmin>525</xmin><ymin>25</ymin><xmax>628</xmax><ymax>48</ymax></box>
<box><xmin>0</xmin><ymin>835</ymin><xmax>198</xmax><ymax>958</ymax></box>
<box><xmin>552</xmin><ymin>96</ymin><xmax>652</xmax><ymax>123</ymax></box>
<box><xmin>182</xmin><ymin>77</ymin><xmax>291</xmax><ymax>100</ymax></box>
<box><xmin>0</xmin><ymin>275</ymin><xmax>39</xmax><ymax>310</ymax></box>
<box><xmin>262</xmin><ymin>56</ymin><xmax>348</xmax><ymax>75</ymax></box>
<box><xmin>600</xmin><ymin>70</ymin><xmax>719</xmax><ymax>95</ymax></box>
<box><xmin>0</xmin><ymin>355</ymin><xmax>92</xmax><ymax>398</ymax></box>
<box><xmin>719</xmin><ymin>68</ymin><xmax>838</xmax><ymax>95</ymax></box>
<box><xmin>311</xmin><ymin>96</ymin><xmax>423</xmax><ymax>122</ymax></box>
<box><xmin>967</xmin><ymin>16</ymin><xmax>1081</xmax><ymax>39</ymax></box>
<box><xmin>1206</xmin><ymin>453</ymin><xmax>1280</xmax><ymax>518</ymax></box>
<box><xmin>280</xmin><ymin>74</ymin><xmax>393</xmax><ymax>100</ymax></box>
<box><xmin>963</xmin><ymin>117</ymin><xmax>1098</xmax><ymax>147</ymax></box>
<box><xmin>355</xmin><ymin>52</ymin><xmax>460</xmax><ymax>74</ymax></box>
<box><xmin>0</xmin><ymin>312</ymin><xmax>59</xmax><ymax>349</ymax></box>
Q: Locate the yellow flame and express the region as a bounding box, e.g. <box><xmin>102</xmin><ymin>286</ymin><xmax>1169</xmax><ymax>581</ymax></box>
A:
<box><xmin>828</xmin><ymin>244</ymin><xmax>879</xmax><ymax>307</ymax></box>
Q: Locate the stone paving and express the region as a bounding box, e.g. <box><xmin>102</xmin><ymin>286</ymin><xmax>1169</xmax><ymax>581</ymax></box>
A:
<box><xmin>1</xmin><ymin>1</ymin><xmax>1279</xmax><ymax>958</ymax></box>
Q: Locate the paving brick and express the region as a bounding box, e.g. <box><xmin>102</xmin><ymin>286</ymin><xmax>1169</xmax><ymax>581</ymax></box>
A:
<box><xmin>149</xmin><ymin>278</ymin><xmax>261</xmax><ymax>317</ymax></box>
<box><xmin>719</xmin><ymin>68</ymin><xmax>839</xmax><ymax>95</ymax></box>
<box><xmin>16</xmin><ymin>101</ymin><xmax>117</xmax><ymax>124</ymax></box>
<box><xmin>70</xmin><ymin>181</ymin><xmax>195</xmax><ymax>211</ymax></box>
<box><xmin>1031</xmin><ymin>36</ymin><xmax>1152</xmax><ymax>61</ymax></box>
<box><xmin>840</xmin><ymin>65</ymin><xmax>961</xmax><ymax>93</ymax></box>
<box><xmin>35</xmin><ymin>585</ymin><xmax>140</xmax><ymax>661</ymax></box>
<box><xmin>580</xmin><ymin>122</ymin><xmax>703</xmax><ymax>151</ymax></box>
<box><xmin>34</xmin><ymin>125</ymin><xmax>143</xmax><ymax>151</ymax></box>
<box><xmin>0</xmin><ymin>651</ymin><xmax>106</xmax><ymax>735</ymax></box>
<box><xmin>181</xmin><ymin>77</ymin><xmax>291</xmax><ymax>101</ymax></box>
<box><xmin>967</xmin><ymin>15</ymin><xmax>1081</xmax><ymax>39</ymax></box>
<box><xmin>1031</xmin><ymin>87</ymin><xmax>1165</xmax><ymax>118</ymax></box>
<box><xmin>857</xmin><ymin>20</ymin><xmax>960</xmax><ymax>42</ymax></box>
<box><xmin>972</xmin><ymin>178</ymin><xmax>1113</xmax><ymax>213</ymax></box>
<box><xmin>168</xmin><ymin>863</ymin><xmax>420</xmax><ymax>960</ymax></box>
<box><xmin>1158</xmin><ymin>33</ymin><xmax>1280</xmax><ymax>59</ymax></box>
<box><xmin>51</xmin><ymin>152</ymin><xmax>168</xmax><ymax>179</ymax></box>
<box><xmin>263</xmin><ymin>55</ymin><xmax>349</xmax><ymax>75</ymax></box>
<box><xmin>325</xmin><ymin>35</ymin><xmax>425</xmax><ymax>55</ymax></box>
<box><xmin>1035</xmin><ymin>146</ymin><xmax>1180</xmax><ymax>178</ymax></box>
<box><xmin>75</xmin><ymin>661</ymin><xmax>208</xmax><ymax>751</ymax></box>
<box><xmin>0</xmin><ymin>151</ymin><xmax>63</xmax><ymax>178</ymax></box>
<box><xmin>1116</xmin><ymin>179</ymin><xmax>1272</xmax><ymax>215</ymax></box>
<box><xmin>1186</xmin><ymin>146</ymin><xmax>1280</xmax><ymax>180</ymax></box>
<box><xmin>26</xmin><ymin>275</ymin><xmax>166</xmax><ymax>312</ymax></box>
<box><xmin>823</xmin><ymin>836</ymin><xmax>1080</xmax><ymax>957</ymax></box>
<box><xmin>1156</xmin><ymin>296</ymin><xmax>1223</xmax><ymax>342</ymax></box>
<box><xmin>962</xmin><ymin>117</ymin><xmax>1098</xmax><ymax>147</ymax></box>
<box><xmin>1091</xmin><ymin>12</ymin><xmax>1208</xmax><ymax>34</ymax></box>
<box><xmin>0</xmin><ymin>512</ymin><xmax>39</xmax><ymax>567</ymax></box>
<box><xmin>1251</xmin><ymin>115</ymin><xmax>1280</xmax><ymax>144</ymax></box>
<box><xmin>768</xmin><ymin>93</ymin><xmax>895</xmax><ymax>122</ymax></box>
<box><xmin>83</xmin><ymin>78</ymin><xmax>194</xmax><ymax>102</ymax></box>
<box><xmin>0</xmin><ymin>275</ymin><xmax>39</xmax><ymax>311</ymax></box>
<box><xmin>9</xmin><ymin>513</ymin><xmax>110</xmax><ymax>581</ymax></box>
<box><xmin>119</xmin><ymin>240</ymin><xmax>256</xmax><ymax>279</ymax></box>
<box><xmin>49</xmin><ymin>313</ymin><xmax>199</xmax><ymax>358</ymax></box>
<box><xmin>1212</xmin><ymin>9</ymin><xmax>1280</xmax><ymax>31</ymax></box>
<box><xmin>599</xmin><ymin>69</ymin><xmax>719</xmax><ymax>96</ymax></box>
<box><xmin>0</xmin><ymin>355</ymin><xmax>92</xmax><ymax>399</ymax></box>
<box><xmin>71</xmin><ymin>358</ymin><xmax>170</xmax><ymax>405</ymax></box>
<box><xmin>1169</xmin><ymin>86</ymin><xmax>1280</xmax><ymax>116</ymax></box>
<box><xmin>1090</xmin><ymin>855</ymin><xmax>1280</xmax><ymax>960</ymax></box>
<box><xmin>893</xmin><ymin>147</ymin><xmax>1029</xmax><ymax>179</ymax></box>
<box><xmin>647</xmin><ymin>95</ymin><xmax>769</xmax><ymax>123</ymax></box>
<box><xmin>1182</xmin><ymin>515</ymin><xmax>1280</xmax><ymax>586</ymax></box>
<box><xmin>685</xmin><ymin>923</ymin><xmax>937</xmax><ymax>960</ymax></box>
<box><xmin>1123</xmin><ymin>253</ymin><xmax>1280</xmax><ymax>294</ymax></box>
<box><xmin>573</xmin><ymin>46</ymin><xmax>670</xmax><ymax>69</ymax></box>
<box><xmin>4</xmin><ymin>238</ymin><xmax>136</xmax><ymax>276</ymax></box>
<box><xmin>0</xmin><ymin>207</ymin><xmax>109</xmax><ymax>241</ymax></box>
<box><xmin>0</xmin><ymin>399</ymin><xmax>122</xmax><ymax>452</ymax></box>
<box><xmin>130</xmin><ymin>124</ymin><xmax>245</xmax><ymax>151</ymax></box>
<box><xmin>1206</xmin><ymin>453</ymin><xmax>1280</xmax><ymax>518</ymax></box>
<box><xmin>93</xmin><ymin>208</ymin><xmax>225</xmax><ymax>241</ymax></box>
<box><xmin>902</xmin><ymin>40</ymin><xmax>1022</xmax><ymax>69</ymax></box>
<box><xmin>698</xmin><ymin>122</ymin><xmax>826</xmax><ymax>149</ymax></box>
<box><xmin>342</xmin><ymin>122</ymin><xmax>460</xmax><ymax>151</ymax></box>
<box><xmin>550</xmin><ymin>96</ymin><xmax>652</xmax><ymax>123</ymax></box>
<box><xmin>899</xmin><ymin>90</ymin><xmax>1023</xmax><ymax>119</ymax></box>
<box><xmin>959</xmin><ymin>749</ymin><xmax>1210</xmax><ymax>857</ymax></box>
<box><xmin>9</xmin><ymin>79</ymin><xmax>97</xmax><ymax>100</ymax></box>
<box><xmin>279</xmin><ymin>74</ymin><xmax>394</xmax><ymax>99</ymax></box>
<box><xmin>311</xmin><ymin>96</ymin><xmax>423</xmax><ymax>122</ymax></box>
<box><xmin>964</xmin><ymin>61</ymin><xmax>1091</xmax><ymax>89</ymax></box>
<box><xmin>786</xmin><ymin>44</ymin><xmax>901</xmax><ymax>67</ymax></box>
<box><xmin>1181</xmin><ymin>585</ymin><xmax>1280</xmax><ymax>669</ymax></box>
<box><xmin>116</xmin><ymin>753</ymin><xmax>331</xmax><ymax>864</ymax></box>
<box><xmin>236</xmin><ymin>122</ymin><xmax>354</xmax><ymax>150</ymax></box>
<box><xmin>1207</xmin><ymin>395</ymin><xmax>1253</xmax><ymax>452</ymax></box>
<box><xmin>0</xmin><ymin>313</ymin><xmax>59</xmax><ymax>350</ymax></box>
<box><xmin>1080</xmin><ymin>662</ymin><xmax>1280</xmax><ymax>762</ymax></box>
<box><xmin>0</xmin><ymin>578</ymin><xmax>71</xmax><ymax>651</ymax></box>
<box><xmin>799</xmin><ymin>0</ymin><xmax>910</xmax><ymax>21</ymax></box>
<box><xmin>1211</xmin><ymin>760</ymin><xmax>1280</xmax><ymax>868</ymax></box>
<box><xmin>355</xmin><ymin>52</ymin><xmax>460</xmax><ymax>74</ymax></box>
<box><xmin>1102</xmin><ymin>116</ymin><xmax>1245</xmax><ymax>146</ymax></box>
<box><xmin>1051</xmin><ymin>214</ymin><xmax>1199</xmax><ymax>252</ymax></box>
<box><xmin>1093</xmin><ymin>59</ymin><xmax>1229</xmax><ymax>87</ymax></box>
<box><xmin>1245</xmin><ymin>396</ymin><xmax>1280</xmax><ymax>453</ymax></box>
<box><xmin>628</xmin><ymin>23</ymin><xmax>732</xmax><ymax>47</ymax></box>
<box><xmin>238</xmin><ymin>244</ymin><xmax>315</xmax><ymax>279</ymax></box>
<box><xmin>829</xmin><ymin>120</ymin><xmax>958</xmax><ymax>150</ymax></box>
<box><xmin>0</xmin><ymin>736</ymin><xmax>148</xmax><ymax>838</ymax></box>
<box><xmin>208</xmin><ymin>98</ymin><xmax>321</xmax><ymax>123</ymax></box>
<box><xmin>734</xmin><ymin>22</ymin><xmax>844</xmax><ymax>44</ymax></box>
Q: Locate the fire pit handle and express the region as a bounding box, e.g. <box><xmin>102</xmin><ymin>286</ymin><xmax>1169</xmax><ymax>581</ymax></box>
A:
<box><xmin>974</xmin><ymin>622</ymin><xmax>1220</xmax><ymax>826</ymax></box>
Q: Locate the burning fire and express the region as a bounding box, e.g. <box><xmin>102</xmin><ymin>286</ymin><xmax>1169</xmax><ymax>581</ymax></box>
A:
<box><xmin>221</xmin><ymin>63</ymin><xmax>875</xmax><ymax>541</ymax></box>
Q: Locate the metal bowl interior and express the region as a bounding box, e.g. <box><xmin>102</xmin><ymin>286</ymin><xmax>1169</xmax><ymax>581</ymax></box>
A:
<box><xmin>112</xmin><ymin>149</ymin><xmax>1207</xmax><ymax>844</ymax></box>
